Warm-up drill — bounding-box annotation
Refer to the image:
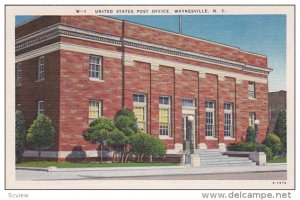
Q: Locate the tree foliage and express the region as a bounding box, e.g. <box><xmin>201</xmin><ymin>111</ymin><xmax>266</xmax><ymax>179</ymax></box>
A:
<box><xmin>274</xmin><ymin>110</ymin><xmax>287</xmax><ymax>154</ymax></box>
<box><xmin>26</xmin><ymin>114</ymin><xmax>54</xmax><ymax>156</ymax></box>
<box><xmin>245</xmin><ymin>126</ymin><xmax>256</xmax><ymax>142</ymax></box>
<box><xmin>263</xmin><ymin>133</ymin><xmax>282</xmax><ymax>156</ymax></box>
<box><xmin>16</xmin><ymin>110</ymin><xmax>26</xmax><ymax>162</ymax></box>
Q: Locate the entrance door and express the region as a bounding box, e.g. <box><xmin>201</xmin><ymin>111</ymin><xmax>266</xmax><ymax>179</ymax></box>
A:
<box><xmin>182</xmin><ymin>115</ymin><xmax>195</xmax><ymax>154</ymax></box>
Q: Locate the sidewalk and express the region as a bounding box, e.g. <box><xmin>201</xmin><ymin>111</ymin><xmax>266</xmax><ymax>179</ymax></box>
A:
<box><xmin>16</xmin><ymin>163</ymin><xmax>287</xmax><ymax>178</ymax></box>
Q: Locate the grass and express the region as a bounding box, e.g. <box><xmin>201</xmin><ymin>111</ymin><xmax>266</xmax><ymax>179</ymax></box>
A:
<box><xmin>268</xmin><ymin>156</ymin><xmax>287</xmax><ymax>163</ymax></box>
<box><xmin>16</xmin><ymin>161</ymin><xmax>178</xmax><ymax>168</ymax></box>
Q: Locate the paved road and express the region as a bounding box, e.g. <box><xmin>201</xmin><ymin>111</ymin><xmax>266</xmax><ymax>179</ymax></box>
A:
<box><xmin>16</xmin><ymin>169</ymin><xmax>286</xmax><ymax>181</ymax></box>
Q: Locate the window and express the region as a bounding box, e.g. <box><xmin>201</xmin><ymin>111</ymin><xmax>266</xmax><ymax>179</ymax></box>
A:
<box><xmin>249</xmin><ymin>112</ymin><xmax>256</xmax><ymax>127</ymax></box>
<box><xmin>38</xmin><ymin>56</ymin><xmax>45</xmax><ymax>81</ymax></box>
<box><xmin>16</xmin><ymin>63</ymin><xmax>22</xmax><ymax>86</ymax></box>
<box><xmin>159</xmin><ymin>96</ymin><xmax>171</xmax><ymax>137</ymax></box>
<box><xmin>224</xmin><ymin>103</ymin><xmax>234</xmax><ymax>138</ymax></box>
<box><xmin>133</xmin><ymin>93</ymin><xmax>147</xmax><ymax>131</ymax></box>
<box><xmin>89</xmin><ymin>100</ymin><xmax>101</xmax><ymax>123</ymax></box>
<box><xmin>38</xmin><ymin>101</ymin><xmax>44</xmax><ymax>115</ymax></box>
<box><xmin>89</xmin><ymin>55</ymin><xmax>102</xmax><ymax>80</ymax></box>
<box><xmin>182</xmin><ymin>98</ymin><xmax>195</xmax><ymax>107</ymax></box>
<box><xmin>205</xmin><ymin>101</ymin><xmax>215</xmax><ymax>137</ymax></box>
<box><xmin>248</xmin><ymin>82</ymin><xmax>256</xmax><ymax>99</ymax></box>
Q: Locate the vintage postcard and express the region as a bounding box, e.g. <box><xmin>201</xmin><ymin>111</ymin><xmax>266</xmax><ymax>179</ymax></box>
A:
<box><xmin>5</xmin><ymin>5</ymin><xmax>295</xmax><ymax>190</ymax></box>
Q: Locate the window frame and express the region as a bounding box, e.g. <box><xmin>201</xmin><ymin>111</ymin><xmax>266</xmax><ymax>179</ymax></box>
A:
<box><xmin>88</xmin><ymin>100</ymin><xmax>102</xmax><ymax>124</ymax></box>
<box><xmin>16</xmin><ymin>63</ymin><xmax>22</xmax><ymax>87</ymax></box>
<box><xmin>133</xmin><ymin>93</ymin><xmax>147</xmax><ymax>132</ymax></box>
<box><xmin>248</xmin><ymin>81</ymin><xmax>256</xmax><ymax>99</ymax></box>
<box><xmin>205</xmin><ymin>100</ymin><xmax>216</xmax><ymax>139</ymax></box>
<box><xmin>249</xmin><ymin>112</ymin><xmax>256</xmax><ymax>127</ymax></box>
<box><xmin>89</xmin><ymin>55</ymin><xmax>103</xmax><ymax>81</ymax></box>
<box><xmin>38</xmin><ymin>56</ymin><xmax>45</xmax><ymax>81</ymax></box>
<box><xmin>182</xmin><ymin>98</ymin><xmax>195</xmax><ymax>108</ymax></box>
<box><xmin>159</xmin><ymin>96</ymin><xmax>172</xmax><ymax>138</ymax></box>
<box><xmin>37</xmin><ymin>101</ymin><xmax>44</xmax><ymax>115</ymax></box>
<box><xmin>224</xmin><ymin>102</ymin><xmax>234</xmax><ymax>139</ymax></box>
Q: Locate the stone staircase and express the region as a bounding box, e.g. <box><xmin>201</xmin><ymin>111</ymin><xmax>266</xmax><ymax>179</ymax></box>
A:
<box><xmin>193</xmin><ymin>149</ymin><xmax>256</xmax><ymax>167</ymax></box>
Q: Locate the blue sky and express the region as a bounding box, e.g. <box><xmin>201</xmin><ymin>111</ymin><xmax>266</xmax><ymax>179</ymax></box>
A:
<box><xmin>16</xmin><ymin>15</ymin><xmax>286</xmax><ymax>92</ymax></box>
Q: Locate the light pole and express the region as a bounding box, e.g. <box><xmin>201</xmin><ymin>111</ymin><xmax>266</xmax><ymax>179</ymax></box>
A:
<box><xmin>254</xmin><ymin>119</ymin><xmax>260</xmax><ymax>152</ymax></box>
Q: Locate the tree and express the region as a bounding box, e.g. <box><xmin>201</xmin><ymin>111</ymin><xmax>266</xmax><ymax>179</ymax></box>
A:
<box><xmin>114</xmin><ymin>108</ymin><xmax>138</xmax><ymax>134</ymax></box>
<box><xmin>16</xmin><ymin>110</ymin><xmax>26</xmax><ymax>163</ymax></box>
<box><xmin>84</xmin><ymin>117</ymin><xmax>128</xmax><ymax>162</ymax></box>
<box><xmin>245</xmin><ymin>126</ymin><xmax>256</xmax><ymax>143</ymax></box>
<box><xmin>263</xmin><ymin>133</ymin><xmax>282</xmax><ymax>156</ymax></box>
<box><xmin>274</xmin><ymin>110</ymin><xmax>287</xmax><ymax>155</ymax></box>
<box><xmin>26</xmin><ymin>114</ymin><xmax>54</xmax><ymax>157</ymax></box>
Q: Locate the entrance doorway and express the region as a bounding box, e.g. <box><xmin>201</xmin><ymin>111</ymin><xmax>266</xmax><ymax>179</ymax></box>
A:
<box><xmin>182</xmin><ymin>114</ymin><xmax>195</xmax><ymax>154</ymax></box>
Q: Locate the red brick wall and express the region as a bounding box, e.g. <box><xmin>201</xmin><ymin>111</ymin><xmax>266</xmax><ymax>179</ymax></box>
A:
<box><xmin>59</xmin><ymin>50</ymin><xmax>123</xmax><ymax>151</ymax></box>
<box><xmin>16</xmin><ymin>51</ymin><xmax>60</xmax><ymax>150</ymax></box>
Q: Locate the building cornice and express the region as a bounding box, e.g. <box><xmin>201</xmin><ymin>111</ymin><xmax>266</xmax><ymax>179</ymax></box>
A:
<box><xmin>15</xmin><ymin>24</ymin><xmax>272</xmax><ymax>75</ymax></box>
<box><xmin>15</xmin><ymin>42</ymin><xmax>268</xmax><ymax>84</ymax></box>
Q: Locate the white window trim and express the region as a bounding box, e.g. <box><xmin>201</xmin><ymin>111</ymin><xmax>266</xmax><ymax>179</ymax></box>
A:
<box><xmin>249</xmin><ymin>112</ymin><xmax>256</xmax><ymax>127</ymax></box>
<box><xmin>37</xmin><ymin>101</ymin><xmax>44</xmax><ymax>115</ymax></box>
<box><xmin>89</xmin><ymin>55</ymin><xmax>103</xmax><ymax>80</ymax></box>
<box><xmin>89</xmin><ymin>100</ymin><xmax>102</xmax><ymax>123</ymax></box>
<box><xmin>38</xmin><ymin>56</ymin><xmax>45</xmax><ymax>81</ymax></box>
<box><xmin>182</xmin><ymin>98</ymin><xmax>196</xmax><ymax>110</ymax></box>
<box><xmin>248</xmin><ymin>82</ymin><xmax>256</xmax><ymax>100</ymax></box>
<box><xmin>224</xmin><ymin>103</ymin><xmax>234</xmax><ymax>138</ymax></box>
<box><xmin>133</xmin><ymin>93</ymin><xmax>147</xmax><ymax>132</ymax></box>
<box><xmin>205</xmin><ymin>101</ymin><xmax>216</xmax><ymax>138</ymax></box>
<box><xmin>159</xmin><ymin>96</ymin><xmax>172</xmax><ymax>138</ymax></box>
<box><xmin>16</xmin><ymin>63</ymin><xmax>22</xmax><ymax>87</ymax></box>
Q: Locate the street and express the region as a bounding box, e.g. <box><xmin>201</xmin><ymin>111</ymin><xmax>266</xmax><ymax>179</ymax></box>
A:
<box><xmin>16</xmin><ymin>169</ymin><xmax>286</xmax><ymax>181</ymax></box>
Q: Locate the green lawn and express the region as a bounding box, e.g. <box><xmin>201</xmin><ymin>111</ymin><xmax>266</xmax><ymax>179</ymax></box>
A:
<box><xmin>16</xmin><ymin>161</ymin><xmax>178</xmax><ymax>168</ymax></box>
<box><xmin>268</xmin><ymin>156</ymin><xmax>287</xmax><ymax>163</ymax></box>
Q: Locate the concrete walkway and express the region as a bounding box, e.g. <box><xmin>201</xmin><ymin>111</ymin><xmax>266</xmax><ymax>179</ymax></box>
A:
<box><xmin>16</xmin><ymin>163</ymin><xmax>287</xmax><ymax>180</ymax></box>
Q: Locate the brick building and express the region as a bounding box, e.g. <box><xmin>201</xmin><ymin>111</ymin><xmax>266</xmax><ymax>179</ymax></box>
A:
<box><xmin>15</xmin><ymin>16</ymin><xmax>272</xmax><ymax>160</ymax></box>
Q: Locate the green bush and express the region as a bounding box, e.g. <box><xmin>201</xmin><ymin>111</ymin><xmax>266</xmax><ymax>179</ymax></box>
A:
<box><xmin>274</xmin><ymin>110</ymin><xmax>287</xmax><ymax>155</ymax></box>
<box><xmin>227</xmin><ymin>142</ymin><xmax>256</xmax><ymax>151</ymax></box>
<box><xmin>129</xmin><ymin>131</ymin><xmax>166</xmax><ymax>162</ymax></box>
<box><xmin>114</xmin><ymin>115</ymin><xmax>137</xmax><ymax>137</ymax></box>
<box><xmin>26</xmin><ymin>114</ymin><xmax>54</xmax><ymax>156</ymax></box>
<box><xmin>16</xmin><ymin>110</ymin><xmax>26</xmax><ymax>162</ymax></box>
<box><xmin>115</xmin><ymin>108</ymin><xmax>137</xmax><ymax>123</ymax></box>
<box><xmin>259</xmin><ymin>144</ymin><xmax>273</xmax><ymax>161</ymax></box>
<box><xmin>263</xmin><ymin>133</ymin><xmax>282</xmax><ymax>156</ymax></box>
<box><xmin>245</xmin><ymin>126</ymin><xmax>256</xmax><ymax>142</ymax></box>
<box><xmin>84</xmin><ymin>117</ymin><xmax>115</xmax><ymax>144</ymax></box>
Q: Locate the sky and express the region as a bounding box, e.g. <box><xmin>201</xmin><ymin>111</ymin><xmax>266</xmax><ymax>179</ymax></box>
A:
<box><xmin>16</xmin><ymin>15</ymin><xmax>286</xmax><ymax>92</ymax></box>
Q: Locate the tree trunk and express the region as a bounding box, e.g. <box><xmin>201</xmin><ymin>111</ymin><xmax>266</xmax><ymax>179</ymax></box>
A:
<box><xmin>125</xmin><ymin>153</ymin><xmax>130</xmax><ymax>163</ymax></box>
<box><xmin>100</xmin><ymin>144</ymin><xmax>103</xmax><ymax>163</ymax></box>
<box><xmin>141</xmin><ymin>154</ymin><xmax>144</xmax><ymax>163</ymax></box>
<box><xmin>150</xmin><ymin>155</ymin><xmax>153</xmax><ymax>162</ymax></box>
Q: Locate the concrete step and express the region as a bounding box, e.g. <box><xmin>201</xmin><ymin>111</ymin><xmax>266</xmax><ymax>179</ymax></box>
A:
<box><xmin>201</xmin><ymin>159</ymin><xmax>254</xmax><ymax>165</ymax></box>
<box><xmin>201</xmin><ymin>162</ymin><xmax>257</xmax><ymax>167</ymax></box>
<box><xmin>200</xmin><ymin>157</ymin><xmax>251</xmax><ymax>163</ymax></box>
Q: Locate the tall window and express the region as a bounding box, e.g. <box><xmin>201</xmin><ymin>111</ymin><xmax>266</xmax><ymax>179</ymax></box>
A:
<box><xmin>38</xmin><ymin>101</ymin><xmax>44</xmax><ymax>115</ymax></box>
<box><xmin>89</xmin><ymin>100</ymin><xmax>102</xmax><ymax>123</ymax></box>
<box><xmin>205</xmin><ymin>101</ymin><xmax>215</xmax><ymax>137</ymax></box>
<box><xmin>224</xmin><ymin>103</ymin><xmax>234</xmax><ymax>138</ymax></box>
<box><xmin>249</xmin><ymin>112</ymin><xmax>256</xmax><ymax>127</ymax></box>
<box><xmin>16</xmin><ymin>63</ymin><xmax>22</xmax><ymax>87</ymax></box>
<box><xmin>38</xmin><ymin>56</ymin><xmax>45</xmax><ymax>81</ymax></box>
<box><xmin>159</xmin><ymin>96</ymin><xmax>171</xmax><ymax>137</ymax></box>
<box><xmin>89</xmin><ymin>55</ymin><xmax>102</xmax><ymax>80</ymax></box>
<box><xmin>248</xmin><ymin>82</ymin><xmax>256</xmax><ymax>99</ymax></box>
<box><xmin>133</xmin><ymin>93</ymin><xmax>147</xmax><ymax>132</ymax></box>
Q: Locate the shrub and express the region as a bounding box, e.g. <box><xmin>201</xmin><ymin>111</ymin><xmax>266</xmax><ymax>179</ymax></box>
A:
<box><xmin>84</xmin><ymin>118</ymin><xmax>115</xmax><ymax>144</ymax></box>
<box><xmin>259</xmin><ymin>144</ymin><xmax>273</xmax><ymax>161</ymax></box>
<box><xmin>114</xmin><ymin>115</ymin><xmax>136</xmax><ymax>137</ymax></box>
<box><xmin>227</xmin><ymin>142</ymin><xmax>256</xmax><ymax>151</ymax></box>
<box><xmin>16</xmin><ymin>110</ymin><xmax>26</xmax><ymax>162</ymax></box>
<box><xmin>129</xmin><ymin>131</ymin><xmax>166</xmax><ymax>162</ymax></box>
<box><xmin>274</xmin><ymin>110</ymin><xmax>287</xmax><ymax>154</ymax></box>
<box><xmin>115</xmin><ymin>108</ymin><xmax>136</xmax><ymax>123</ymax></box>
<box><xmin>26</xmin><ymin>114</ymin><xmax>54</xmax><ymax>156</ymax></box>
<box><xmin>245</xmin><ymin>126</ymin><xmax>256</xmax><ymax>142</ymax></box>
<box><xmin>263</xmin><ymin>133</ymin><xmax>282</xmax><ymax>156</ymax></box>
